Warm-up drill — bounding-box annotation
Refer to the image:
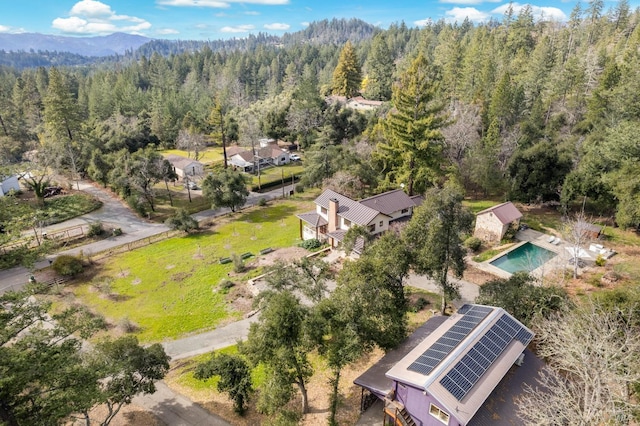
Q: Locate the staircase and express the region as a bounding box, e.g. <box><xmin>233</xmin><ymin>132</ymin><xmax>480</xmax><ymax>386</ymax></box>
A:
<box><xmin>384</xmin><ymin>398</ymin><xmax>416</xmax><ymax>426</ymax></box>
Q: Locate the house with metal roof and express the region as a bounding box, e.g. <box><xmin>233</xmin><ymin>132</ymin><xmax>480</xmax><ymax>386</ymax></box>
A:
<box><xmin>474</xmin><ymin>202</ymin><xmax>523</xmax><ymax>243</ymax></box>
<box><xmin>354</xmin><ymin>304</ymin><xmax>537</xmax><ymax>426</ymax></box>
<box><xmin>296</xmin><ymin>189</ymin><xmax>419</xmax><ymax>250</ymax></box>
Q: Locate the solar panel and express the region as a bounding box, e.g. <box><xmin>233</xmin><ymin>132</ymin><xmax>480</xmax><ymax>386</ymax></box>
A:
<box><xmin>407</xmin><ymin>305</ymin><xmax>493</xmax><ymax>375</ymax></box>
<box><xmin>440</xmin><ymin>314</ymin><xmax>534</xmax><ymax>401</ymax></box>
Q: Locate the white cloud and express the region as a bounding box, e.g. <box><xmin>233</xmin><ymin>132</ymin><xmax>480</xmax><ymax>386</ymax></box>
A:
<box><xmin>264</xmin><ymin>23</ymin><xmax>290</xmax><ymax>30</ymax></box>
<box><xmin>0</xmin><ymin>25</ymin><xmax>11</xmax><ymax>32</ymax></box>
<box><xmin>301</xmin><ymin>21</ymin><xmax>309</xmax><ymax>27</ymax></box>
<box><xmin>70</xmin><ymin>0</ymin><xmax>113</xmax><ymax>18</ymax></box>
<box><xmin>157</xmin><ymin>0</ymin><xmax>289</xmax><ymax>7</ymax></box>
<box><xmin>195</xmin><ymin>23</ymin><xmax>210</xmax><ymax>28</ymax></box>
<box><xmin>157</xmin><ymin>28</ymin><xmax>179</xmax><ymax>34</ymax></box>
<box><xmin>220</xmin><ymin>24</ymin><xmax>255</xmax><ymax>33</ymax></box>
<box><xmin>414</xmin><ymin>18</ymin><xmax>433</xmax><ymax>26</ymax></box>
<box><xmin>0</xmin><ymin>25</ymin><xmax>26</xmax><ymax>33</ymax></box>
<box><xmin>491</xmin><ymin>3</ymin><xmax>566</xmax><ymax>21</ymax></box>
<box><xmin>245</xmin><ymin>11</ymin><xmax>260</xmax><ymax>15</ymax></box>
<box><xmin>443</xmin><ymin>7</ymin><xmax>491</xmax><ymax>23</ymax></box>
<box><xmin>52</xmin><ymin>0</ymin><xmax>151</xmax><ymax>34</ymax></box>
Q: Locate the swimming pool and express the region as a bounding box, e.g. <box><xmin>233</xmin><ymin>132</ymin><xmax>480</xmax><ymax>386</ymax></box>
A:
<box><xmin>490</xmin><ymin>242</ymin><xmax>557</xmax><ymax>274</ymax></box>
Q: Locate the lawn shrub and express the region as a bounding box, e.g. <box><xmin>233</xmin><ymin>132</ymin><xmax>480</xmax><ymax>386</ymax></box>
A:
<box><xmin>258</xmin><ymin>198</ymin><xmax>267</xmax><ymax>206</ymax></box>
<box><xmin>232</xmin><ymin>253</ymin><xmax>245</xmax><ymax>273</ymax></box>
<box><xmin>219</xmin><ymin>280</ymin><xmax>235</xmax><ymax>293</ymax></box>
<box><xmin>298</xmin><ymin>238</ymin><xmax>321</xmax><ymax>250</ymax></box>
<box><xmin>464</xmin><ymin>236</ymin><xmax>482</xmax><ymax>252</ymax></box>
<box><xmin>411</xmin><ymin>297</ymin><xmax>430</xmax><ymax>312</ymax></box>
<box><xmin>52</xmin><ymin>255</ymin><xmax>84</xmax><ymax>276</ymax></box>
<box><xmin>595</xmin><ymin>254</ymin><xmax>606</xmax><ymax>267</ymax></box>
<box><xmin>87</xmin><ymin>221</ymin><xmax>104</xmax><ymax>237</ymax></box>
<box><xmin>118</xmin><ymin>317</ymin><xmax>139</xmax><ymax>333</ymax></box>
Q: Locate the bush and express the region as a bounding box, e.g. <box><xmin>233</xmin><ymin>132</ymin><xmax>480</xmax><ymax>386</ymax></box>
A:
<box><xmin>112</xmin><ymin>227</ymin><xmax>123</xmax><ymax>236</ymax></box>
<box><xmin>125</xmin><ymin>195</ymin><xmax>147</xmax><ymax>216</ymax></box>
<box><xmin>258</xmin><ymin>197</ymin><xmax>267</xmax><ymax>206</ymax></box>
<box><xmin>51</xmin><ymin>255</ymin><xmax>84</xmax><ymax>276</ymax></box>
<box><xmin>298</xmin><ymin>239</ymin><xmax>321</xmax><ymax>250</ymax></box>
<box><xmin>294</xmin><ymin>183</ymin><xmax>305</xmax><ymax>193</ymax></box>
<box><xmin>87</xmin><ymin>221</ymin><xmax>104</xmax><ymax>237</ymax></box>
<box><xmin>165</xmin><ymin>209</ymin><xmax>199</xmax><ymax>233</ymax></box>
<box><xmin>219</xmin><ymin>279</ymin><xmax>235</xmax><ymax>293</ymax></box>
<box><xmin>411</xmin><ymin>297</ymin><xmax>430</xmax><ymax>313</ymax></box>
<box><xmin>118</xmin><ymin>317</ymin><xmax>139</xmax><ymax>333</ymax></box>
<box><xmin>595</xmin><ymin>255</ymin><xmax>607</xmax><ymax>267</ymax></box>
<box><xmin>231</xmin><ymin>253</ymin><xmax>245</xmax><ymax>273</ymax></box>
<box><xmin>464</xmin><ymin>236</ymin><xmax>482</xmax><ymax>252</ymax></box>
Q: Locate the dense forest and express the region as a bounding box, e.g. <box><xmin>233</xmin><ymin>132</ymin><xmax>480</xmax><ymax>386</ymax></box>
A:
<box><xmin>1</xmin><ymin>3</ymin><xmax>639</xmax><ymax>228</ymax></box>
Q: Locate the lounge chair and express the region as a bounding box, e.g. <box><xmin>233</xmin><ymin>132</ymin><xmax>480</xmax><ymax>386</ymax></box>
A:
<box><xmin>547</xmin><ymin>236</ymin><xmax>556</xmax><ymax>243</ymax></box>
<box><xmin>553</xmin><ymin>238</ymin><xmax>561</xmax><ymax>245</ymax></box>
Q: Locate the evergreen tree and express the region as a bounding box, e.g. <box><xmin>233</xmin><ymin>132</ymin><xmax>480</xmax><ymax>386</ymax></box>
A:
<box><xmin>376</xmin><ymin>53</ymin><xmax>446</xmax><ymax>195</ymax></box>
<box><xmin>331</xmin><ymin>41</ymin><xmax>362</xmax><ymax>98</ymax></box>
<box><xmin>363</xmin><ymin>34</ymin><xmax>394</xmax><ymax>100</ymax></box>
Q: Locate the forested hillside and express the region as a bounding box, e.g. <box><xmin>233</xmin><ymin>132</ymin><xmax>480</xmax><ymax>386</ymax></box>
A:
<box><xmin>1</xmin><ymin>3</ymin><xmax>639</xmax><ymax>228</ymax></box>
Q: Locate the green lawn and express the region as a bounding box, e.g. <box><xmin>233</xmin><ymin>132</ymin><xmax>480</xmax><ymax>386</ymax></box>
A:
<box><xmin>73</xmin><ymin>200</ymin><xmax>311</xmax><ymax>342</ymax></box>
<box><xmin>161</xmin><ymin>148</ymin><xmax>224</xmax><ymax>165</ymax></box>
<box><xmin>462</xmin><ymin>199</ymin><xmax>501</xmax><ymax>214</ymax></box>
<box><xmin>249</xmin><ymin>163</ymin><xmax>304</xmax><ymax>187</ymax></box>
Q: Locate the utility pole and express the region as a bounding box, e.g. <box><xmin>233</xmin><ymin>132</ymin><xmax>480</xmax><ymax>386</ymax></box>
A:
<box><xmin>282</xmin><ymin>168</ymin><xmax>285</xmax><ymax>198</ymax></box>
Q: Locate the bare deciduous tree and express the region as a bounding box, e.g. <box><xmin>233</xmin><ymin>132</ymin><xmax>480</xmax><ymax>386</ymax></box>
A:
<box><xmin>563</xmin><ymin>210</ymin><xmax>596</xmax><ymax>278</ymax></box>
<box><xmin>517</xmin><ymin>301</ymin><xmax>640</xmax><ymax>425</ymax></box>
<box><xmin>442</xmin><ymin>101</ymin><xmax>481</xmax><ymax>168</ymax></box>
<box><xmin>176</xmin><ymin>129</ymin><xmax>206</xmax><ymax>161</ymax></box>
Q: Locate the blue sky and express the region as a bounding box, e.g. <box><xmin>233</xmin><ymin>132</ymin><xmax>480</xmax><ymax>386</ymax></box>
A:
<box><xmin>0</xmin><ymin>0</ymin><xmax>631</xmax><ymax>40</ymax></box>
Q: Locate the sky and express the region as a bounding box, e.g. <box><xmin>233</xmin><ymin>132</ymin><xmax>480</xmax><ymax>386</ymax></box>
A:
<box><xmin>0</xmin><ymin>0</ymin><xmax>632</xmax><ymax>40</ymax></box>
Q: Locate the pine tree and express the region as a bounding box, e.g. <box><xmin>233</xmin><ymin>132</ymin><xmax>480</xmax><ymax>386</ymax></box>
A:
<box><xmin>331</xmin><ymin>41</ymin><xmax>362</xmax><ymax>98</ymax></box>
<box><xmin>363</xmin><ymin>34</ymin><xmax>394</xmax><ymax>100</ymax></box>
<box><xmin>376</xmin><ymin>53</ymin><xmax>446</xmax><ymax>195</ymax></box>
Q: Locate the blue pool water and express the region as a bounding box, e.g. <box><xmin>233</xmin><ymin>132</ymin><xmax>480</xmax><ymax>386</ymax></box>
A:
<box><xmin>490</xmin><ymin>242</ymin><xmax>557</xmax><ymax>274</ymax></box>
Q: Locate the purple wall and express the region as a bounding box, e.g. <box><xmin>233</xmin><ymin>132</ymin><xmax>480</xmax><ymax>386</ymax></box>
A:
<box><xmin>393</xmin><ymin>381</ymin><xmax>461</xmax><ymax>426</ymax></box>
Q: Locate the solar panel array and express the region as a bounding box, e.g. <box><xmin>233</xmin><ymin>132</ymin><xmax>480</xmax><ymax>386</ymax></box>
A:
<box><xmin>407</xmin><ymin>305</ymin><xmax>493</xmax><ymax>375</ymax></box>
<box><xmin>439</xmin><ymin>314</ymin><xmax>534</xmax><ymax>401</ymax></box>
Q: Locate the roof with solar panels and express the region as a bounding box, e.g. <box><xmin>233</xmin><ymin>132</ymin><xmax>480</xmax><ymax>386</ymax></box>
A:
<box><xmin>386</xmin><ymin>304</ymin><xmax>534</xmax><ymax>425</ymax></box>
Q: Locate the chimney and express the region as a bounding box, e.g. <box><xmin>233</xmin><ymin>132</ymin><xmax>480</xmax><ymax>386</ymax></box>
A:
<box><xmin>328</xmin><ymin>198</ymin><xmax>339</xmax><ymax>232</ymax></box>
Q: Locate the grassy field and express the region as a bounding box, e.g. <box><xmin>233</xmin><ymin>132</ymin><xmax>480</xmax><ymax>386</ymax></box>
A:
<box><xmin>161</xmin><ymin>148</ymin><xmax>224</xmax><ymax>165</ymax></box>
<box><xmin>249</xmin><ymin>163</ymin><xmax>304</xmax><ymax>187</ymax></box>
<box><xmin>462</xmin><ymin>199</ymin><xmax>500</xmax><ymax>214</ymax></box>
<box><xmin>72</xmin><ymin>199</ymin><xmax>313</xmax><ymax>342</ymax></box>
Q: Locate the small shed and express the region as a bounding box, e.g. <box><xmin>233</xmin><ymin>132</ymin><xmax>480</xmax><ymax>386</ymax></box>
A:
<box><xmin>474</xmin><ymin>202</ymin><xmax>523</xmax><ymax>243</ymax></box>
<box><xmin>0</xmin><ymin>175</ymin><xmax>20</xmax><ymax>196</ymax></box>
<box><xmin>165</xmin><ymin>155</ymin><xmax>204</xmax><ymax>178</ymax></box>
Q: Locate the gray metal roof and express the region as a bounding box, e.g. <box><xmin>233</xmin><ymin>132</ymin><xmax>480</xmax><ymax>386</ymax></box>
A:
<box><xmin>314</xmin><ymin>189</ymin><xmax>381</xmax><ymax>226</ymax></box>
<box><xmin>359</xmin><ymin>189</ymin><xmax>416</xmax><ymax>216</ymax></box>
<box><xmin>165</xmin><ymin>155</ymin><xmax>203</xmax><ymax>170</ymax></box>
<box><xmin>354</xmin><ymin>316</ymin><xmax>449</xmax><ymax>397</ymax></box>
<box><xmin>296</xmin><ymin>211</ymin><xmax>328</xmax><ymax>227</ymax></box>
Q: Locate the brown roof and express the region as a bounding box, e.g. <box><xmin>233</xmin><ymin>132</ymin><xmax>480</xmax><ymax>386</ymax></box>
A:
<box><xmin>257</xmin><ymin>146</ymin><xmax>287</xmax><ymax>159</ymax></box>
<box><xmin>225</xmin><ymin>145</ymin><xmax>246</xmax><ymax>157</ymax></box>
<box><xmin>478</xmin><ymin>202</ymin><xmax>522</xmax><ymax>225</ymax></box>
<box><xmin>360</xmin><ymin>189</ymin><xmax>415</xmax><ymax>216</ymax></box>
<box><xmin>314</xmin><ymin>189</ymin><xmax>381</xmax><ymax>226</ymax></box>
<box><xmin>296</xmin><ymin>211</ymin><xmax>328</xmax><ymax>227</ymax></box>
<box><xmin>233</xmin><ymin>151</ymin><xmax>254</xmax><ymax>163</ymax></box>
<box><xmin>410</xmin><ymin>195</ymin><xmax>425</xmax><ymax>206</ymax></box>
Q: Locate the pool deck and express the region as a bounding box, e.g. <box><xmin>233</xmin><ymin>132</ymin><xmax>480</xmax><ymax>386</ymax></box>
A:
<box><xmin>473</xmin><ymin>229</ymin><xmax>589</xmax><ymax>279</ymax></box>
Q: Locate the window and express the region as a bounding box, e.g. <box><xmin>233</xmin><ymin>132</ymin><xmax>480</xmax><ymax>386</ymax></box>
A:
<box><xmin>401</xmin><ymin>208</ymin><xmax>409</xmax><ymax>214</ymax></box>
<box><xmin>321</xmin><ymin>207</ymin><xmax>327</xmax><ymax>215</ymax></box>
<box><xmin>344</xmin><ymin>219</ymin><xmax>351</xmax><ymax>227</ymax></box>
<box><xmin>379</xmin><ymin>220</ymin><xmax>383</xmax><ymax>227</ymax></box>
<box><xmin>368</xmin><ymin>224</ymin><xmax>375</xmax><ymax>232</ymax></box>
<box><xmin>429</xmin><ymin>403</ymin><xmax>450</xmax><ymax>425</ymax></box>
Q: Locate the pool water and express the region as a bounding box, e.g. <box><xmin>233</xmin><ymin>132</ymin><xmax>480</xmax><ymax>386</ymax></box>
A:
<box><xmin>490</xmin><ymin>242</ymin><xmax>556</xmax><ymax>274</ymax></box>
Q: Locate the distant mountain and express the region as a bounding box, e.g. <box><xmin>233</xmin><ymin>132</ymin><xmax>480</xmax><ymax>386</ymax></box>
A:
<box><xmin>0</xmin><ymin>32</ymin><xmax>152</xmax><ymax>57</ymax></box>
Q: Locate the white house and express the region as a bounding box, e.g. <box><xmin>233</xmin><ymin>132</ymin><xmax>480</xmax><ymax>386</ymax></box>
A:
<box><xmin>165</xmin><ymin>155</ymin><xmax>204</xmax><ymax>179</ymax></box>
<box><xmin>296</xmin><ymin>189</ymin><xmax>419</xmax><ymax>250</ymax></box>
<box><xmin>0</xmin><ymin>175</ymin><xmax>20</xmax><ymax>196</ymax></box>
<box><xmin>474</xmin><ymin>202</ymin><xmax>523</xmax><ymax>243</ymax></box>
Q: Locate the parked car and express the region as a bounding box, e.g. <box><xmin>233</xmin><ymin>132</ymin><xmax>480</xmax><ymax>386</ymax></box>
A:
<box><xmin>290</xmin><ymin>154</ymin><xmax>301</xmax><ymax>161</ymax></box>
<box><xmin>186</xmin><ymin>181</ymin><xmax>198</xmax><ymax>190</ymax></box>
